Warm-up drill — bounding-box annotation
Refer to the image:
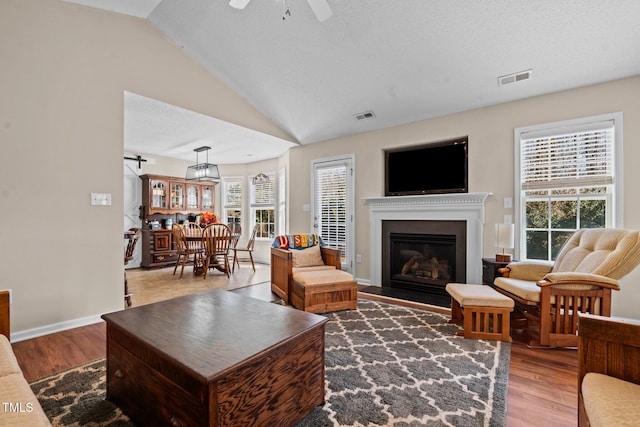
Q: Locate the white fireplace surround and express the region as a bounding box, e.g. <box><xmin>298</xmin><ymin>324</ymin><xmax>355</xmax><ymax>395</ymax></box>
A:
<box><xmin>364</xmin><ymin>193</ymin><xmax>491</xmax><ymax>286</ymax></box>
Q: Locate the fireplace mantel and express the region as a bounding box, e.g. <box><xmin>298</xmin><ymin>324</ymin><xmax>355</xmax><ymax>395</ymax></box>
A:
<box><xmin>364</xmin><ymin>193</ymin><xmax>491</xmax><ymax>286</ymax></box>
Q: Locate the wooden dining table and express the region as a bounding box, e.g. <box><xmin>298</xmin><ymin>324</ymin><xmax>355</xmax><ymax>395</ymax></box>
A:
<box><xmin>185</xmin><ymin>233</ymin><xmax>240</xmax><ymax>276</ymax></box>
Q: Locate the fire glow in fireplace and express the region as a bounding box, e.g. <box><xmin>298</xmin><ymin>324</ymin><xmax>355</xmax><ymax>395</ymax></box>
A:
<box><xmin>390</xmin><ymin>233</ymin><xmax>455</xmax><ymax>284</ymax></box>
<box><xmin>382</xmin><ymin>220</ymin><xmax>466</xmax><ymax>298</ymax></box>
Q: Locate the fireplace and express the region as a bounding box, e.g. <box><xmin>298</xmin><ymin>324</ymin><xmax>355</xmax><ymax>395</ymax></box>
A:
<box><xmin>364</xmin><ymin>193</ymin><xmax>490</xmax><ymax>304</ymax></box>
<box><xmin>383</xmin><ymin>220</ymin><xmax>466</xmax><ymax>298</ymax></box>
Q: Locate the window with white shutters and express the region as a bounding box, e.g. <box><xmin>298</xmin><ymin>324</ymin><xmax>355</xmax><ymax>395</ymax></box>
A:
<box><xmin>516</xmin><ymin>113</ymin><xmax>622</xmax><ymax>261</ymax></box>
<box><xmin>250</xmin><ymin>173</ymin><xmax>275</xmax><ymax>239</ymax></box>
<box><xmin>222</xmin><ymin>179</ymin><xmax>242</xmax><ymax>226</ymax></box>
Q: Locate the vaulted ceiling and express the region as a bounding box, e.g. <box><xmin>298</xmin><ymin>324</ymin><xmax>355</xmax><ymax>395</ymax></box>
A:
<box><xmin>65</xmin><ymin>0</ymin><xmax>640</xmax><ymax>162</ymax></box>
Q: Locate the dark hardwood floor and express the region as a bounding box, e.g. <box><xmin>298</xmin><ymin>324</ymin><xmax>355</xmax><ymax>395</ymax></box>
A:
<box><xmin>11</xmin><ymin>283</ymin><xmax>578</xmax><ymax>426</ymax></box>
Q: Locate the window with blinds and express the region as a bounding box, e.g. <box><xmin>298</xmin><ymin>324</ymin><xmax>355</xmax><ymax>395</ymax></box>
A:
<box><xmin>516</xmin><ymin>113</ymin><xmax>622</xmax><ymax>261</ymax></box>
<box><xmin>314</xmin><ymin>162</ymin><xmax>349</xmax><ymax>267</ymax></box>
<box><xmin>224</xmin><ymin>180</ymin><xmax>242</xmax><ymax>207</ymax></box>
<box><xmin>252</xmin><ymin>180</ymin><xmax>274</xmax><ymax>206</ymax></box>
<box><xmin>521</xmin><ymin>122</ymin><xmax>614</xmax><ymax>191</ymax></box>
<box><xmin>222</xmin><ymin>179</ymin><xmax>242</xmax><ymax>227</ymax></box>
<box><xmin>250</xmin><ymin>174</ymin><xmax>275</xmax><ymax>239</ymax></box>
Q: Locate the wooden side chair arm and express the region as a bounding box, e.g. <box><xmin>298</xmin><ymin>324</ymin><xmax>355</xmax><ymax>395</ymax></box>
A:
<box><xmin>578</xmin><ymin>313</ymin><xmax>640</xmax><ymax>389</ymax></box>
<box><xmin>271</xmin><ymin>247</ymin><xmax>293</xmax><ymax>302</ymax></box>
<box><xmin>497</xmin><ymin>266</ymin><xmax>511</xmax><ymax>277</ymax></box>
<box><xmin>0</xmin><ymin>290</ymin><xmax>9</xmax><ymax>339</ymax></box>
<box><xmin>320</xmin><ymin>247</ymin><xmax>342</xmax><ymax>270</ymax></box>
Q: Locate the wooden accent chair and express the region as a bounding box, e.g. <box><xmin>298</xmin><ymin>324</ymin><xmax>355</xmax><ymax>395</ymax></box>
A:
<box><xmin>578</xmin><ymin>313</ymin><xmax>640</xmax><ymax>426</ymax></box>
<box><xmin>233</xmin><ymin>224</ymin><xmax>257</xmax><ymax>272</ymax></box>
<box><xmin>202</xmin><ymin>223</ymin><xmax>232</xmax><ymax>278</ymax></box>
<box><xmin>270</xmin><ymin>234</ymin><xmax>342</xmax><ymax>303</ymax></box>
<box><xmin>494</xmin><ymin>228</ymin><xmax>640</xmax><ymax>347</ymax></box>
<box><xmin>124</xmin><ymin>227</ymin><xmax>141</xmax><ymax>307</ymax></box>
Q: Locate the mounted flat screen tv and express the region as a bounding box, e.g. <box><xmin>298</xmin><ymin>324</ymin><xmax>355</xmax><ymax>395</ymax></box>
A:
<box><xmin>384</xmin><ymin>137</ymin><xmax>468</xmax><ymax>196</ymax></box>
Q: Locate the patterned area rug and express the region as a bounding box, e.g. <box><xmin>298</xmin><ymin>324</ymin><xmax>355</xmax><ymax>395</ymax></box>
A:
<box><xmin>30</xmin><ymin>299</ymin><xmax>510</xmax><ymax>426</ymax></box>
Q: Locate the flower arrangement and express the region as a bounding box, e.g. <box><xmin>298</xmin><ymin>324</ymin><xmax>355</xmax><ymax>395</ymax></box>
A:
<box><xmin>200</xmin><ymin>212</ymin><xmax>218</xmax><ymax>225</ymax></box>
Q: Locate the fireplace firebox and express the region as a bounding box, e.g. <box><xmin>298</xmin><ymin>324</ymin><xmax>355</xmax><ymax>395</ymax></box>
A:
<box><xmin>382</xmin><ymin>220</ymin><xmax>466</xmax><ymax>298</ymax></box>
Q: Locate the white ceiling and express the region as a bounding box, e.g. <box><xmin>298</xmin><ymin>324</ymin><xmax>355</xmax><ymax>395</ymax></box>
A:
<box><xmin>66</xmin><ymin>0</ymin><xmax>640</xmax><ymax>162</ymax></box>
<box><xmin>124</xmin><ymin>92</ymin><xmax>297</xmax><ymax>163</ymax></box>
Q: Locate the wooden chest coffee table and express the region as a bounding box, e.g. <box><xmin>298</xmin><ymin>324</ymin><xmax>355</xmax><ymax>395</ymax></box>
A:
<box><xmin>101</xmin><ymin>289</ymin><xmax>328</xmax><ymax>426</ymax></box>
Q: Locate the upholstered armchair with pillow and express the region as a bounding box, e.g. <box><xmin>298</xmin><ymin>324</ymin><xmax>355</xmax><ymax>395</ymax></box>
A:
<box><xmin>270</xmin><ymin>234</ymin><xmax>341</xmax><ymax>303</ymax></box>
<box><xmin>494</xmin><ymin>228</ymin><xmax>640</xmax><ymax>347</ymax></box>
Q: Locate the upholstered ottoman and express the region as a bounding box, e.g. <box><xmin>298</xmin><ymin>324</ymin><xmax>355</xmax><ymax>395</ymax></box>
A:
<box><xmin>291</xmin><ymin>270</ymin><xmax>358</xmax><ymax>314</ymax></box>
<box><xmin>445</xmin><ymin>283</ymin><xmax>514</xmax><ymax>342</ymax></box>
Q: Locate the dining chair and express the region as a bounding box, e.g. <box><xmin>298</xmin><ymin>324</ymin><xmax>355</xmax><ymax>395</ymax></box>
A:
<box><xmin>229</xmin><ymin>222</ymin><xmax>241</xmax><ymax>235</ymax></box>
<box><xmin>227</xmin><ymin>222</ymin><xmax>241</xmax><ymax>269</ymax></box>
<box><xmin>182</xmin><ymin>221</ymin><xmax>201</xmax><ymax>236</ymax></box>
<box><xmin>172</xmin><ymin>224</ymin><xmax>188</xmax><ymax>277</ymax></box>
<box><xmin>202</xmin><ymin>223</ymin><xmax>232</xmax><ymax>278</ymax></box>
<box><xmin>173</xmin><ymin>223</ymin><xmax>204</xmax><ymax>278</ymax></box>
<box><xmin>233</xmin><ymin>224</ymin><xmax>257</xmax><ymax>272</ymax></box>
<box><xmin>124</xmin><ymin>227</ymin><xmax>140</xmax><ymax>307</ymax></box>
<box><xmin>124</xmin><ymin>228</ymin><xmax>141</xmax><ymax>265</ymax></box>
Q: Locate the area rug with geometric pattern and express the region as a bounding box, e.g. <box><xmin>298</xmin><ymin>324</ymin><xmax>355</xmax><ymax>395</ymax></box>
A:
<box><xmin>31</xmin><ymin>299</ymin><xmax>510</xmax><ymax>426</ymax></box>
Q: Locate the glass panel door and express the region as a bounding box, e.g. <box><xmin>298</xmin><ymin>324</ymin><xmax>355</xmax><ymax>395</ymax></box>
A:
<box><xmin>186</xmin><ymin>185</ymin><xmax>199</xmax><ymax>210</ymax></box>
<box><xmin>202</xmin><ymin>186</ymin><xmax>214</xmax><ymax>210</ymax></box>
<box><xmin>312</xmin><ymin>157</ymin><xmax>354</xmax><ymax>272</ymax></box>
<box><xmin>171</xmin><ymin>183</ymin><xmax>185</xmax><ymax>210</ymax></box>
<box><xmin>151</xmin><ymin>180</ymin><xmax>167</xmax><ymax>209</ymax></box>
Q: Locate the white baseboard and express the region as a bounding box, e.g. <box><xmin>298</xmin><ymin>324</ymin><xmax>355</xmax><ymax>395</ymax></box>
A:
<box><xmin>10</xmin><ymin>315</ymin><xmax>104</xmax><ymax>343</ymax></box>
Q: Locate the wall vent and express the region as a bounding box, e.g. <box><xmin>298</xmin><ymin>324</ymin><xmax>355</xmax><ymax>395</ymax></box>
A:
<box><xmin>498</xmin><ymin>69</ymin><xmax>532</xmax><ymax>86</ymax></box>
<box><xmin>354</xmin><ymin>111</ymin><xmax>376</xmax><ymax>121</ymax></box>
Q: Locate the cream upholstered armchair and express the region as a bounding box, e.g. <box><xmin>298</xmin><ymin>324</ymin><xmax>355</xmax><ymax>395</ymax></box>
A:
<box><xmin>494</xmin><ymin>228</ymin><xmax>640</xmax><ymax>347</ymax></box>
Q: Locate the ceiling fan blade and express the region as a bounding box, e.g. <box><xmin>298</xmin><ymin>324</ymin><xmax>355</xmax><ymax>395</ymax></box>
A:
<box><xmin>229</xmin><ymin>0</ymin><xmax>252</xmax><ymax>10</ymax></box>
<box><xmin>307</xmin><ymin>0</ymin><xmax>333</xmax><ymax>22</ymax></box>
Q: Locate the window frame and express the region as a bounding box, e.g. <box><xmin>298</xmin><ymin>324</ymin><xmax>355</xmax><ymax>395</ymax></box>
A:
<box><xmin>221</xmin><ymin>177</ymin><xmax>243</xmax><ymax>228</ymax></box>
<box><xmin>249</xmin><ymin>172</ymin><xmax>276</xmax><ymax>240</ymax></box>
<box><xmin>278</xmin><ymin>167</ymin><xmax>286</xmax><ymax>235</ymax></box>
<box><xmin>514</xmin><ymin>112</ymin><xmax>623</xmax><ymax>261</ymax></box>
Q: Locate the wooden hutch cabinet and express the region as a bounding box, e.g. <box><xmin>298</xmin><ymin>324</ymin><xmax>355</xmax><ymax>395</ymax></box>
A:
<box><xmin>140</xmin><ymin>174</ymin><xmax>216</xmax><ymax>268</ymax></box>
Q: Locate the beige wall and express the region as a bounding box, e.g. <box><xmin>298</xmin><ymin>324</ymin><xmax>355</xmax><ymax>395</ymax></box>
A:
<box><xmin>0</xmin><ymin>0</ymin><xmax>292</xmax><ymax>339</ymax></box>
<box><xmin>288</xmin><ymin>76</ymin><xmax>640</xmax><ymax>318</ymax></box>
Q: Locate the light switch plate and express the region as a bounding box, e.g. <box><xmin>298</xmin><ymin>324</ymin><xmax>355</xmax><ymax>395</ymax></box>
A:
<box><xmin>91</xmin><ymin>193</ymin><xmax>112</xmax><ymax>206</ymax></box>
<box><xmin>504</xmin><ymin>197</ymin><xmax>513</xmax><ymax>209</ymax></box>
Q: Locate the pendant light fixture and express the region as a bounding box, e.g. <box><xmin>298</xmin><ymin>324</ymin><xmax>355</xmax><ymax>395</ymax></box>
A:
<box><xmin>185</xmin><ymin>146</ymin><xmax>220</xmax><ymax>182</ymax></box>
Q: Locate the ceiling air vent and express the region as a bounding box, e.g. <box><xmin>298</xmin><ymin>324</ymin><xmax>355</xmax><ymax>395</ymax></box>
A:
<box><xmin>354</xmin><ymin>111</ymin><xmax>376</xmax><ymax>121</ymax></box>
<box><xmin>498</xmin><ymin>69</ymin><xmax>532</xmax><ymax>86</ymax></box>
